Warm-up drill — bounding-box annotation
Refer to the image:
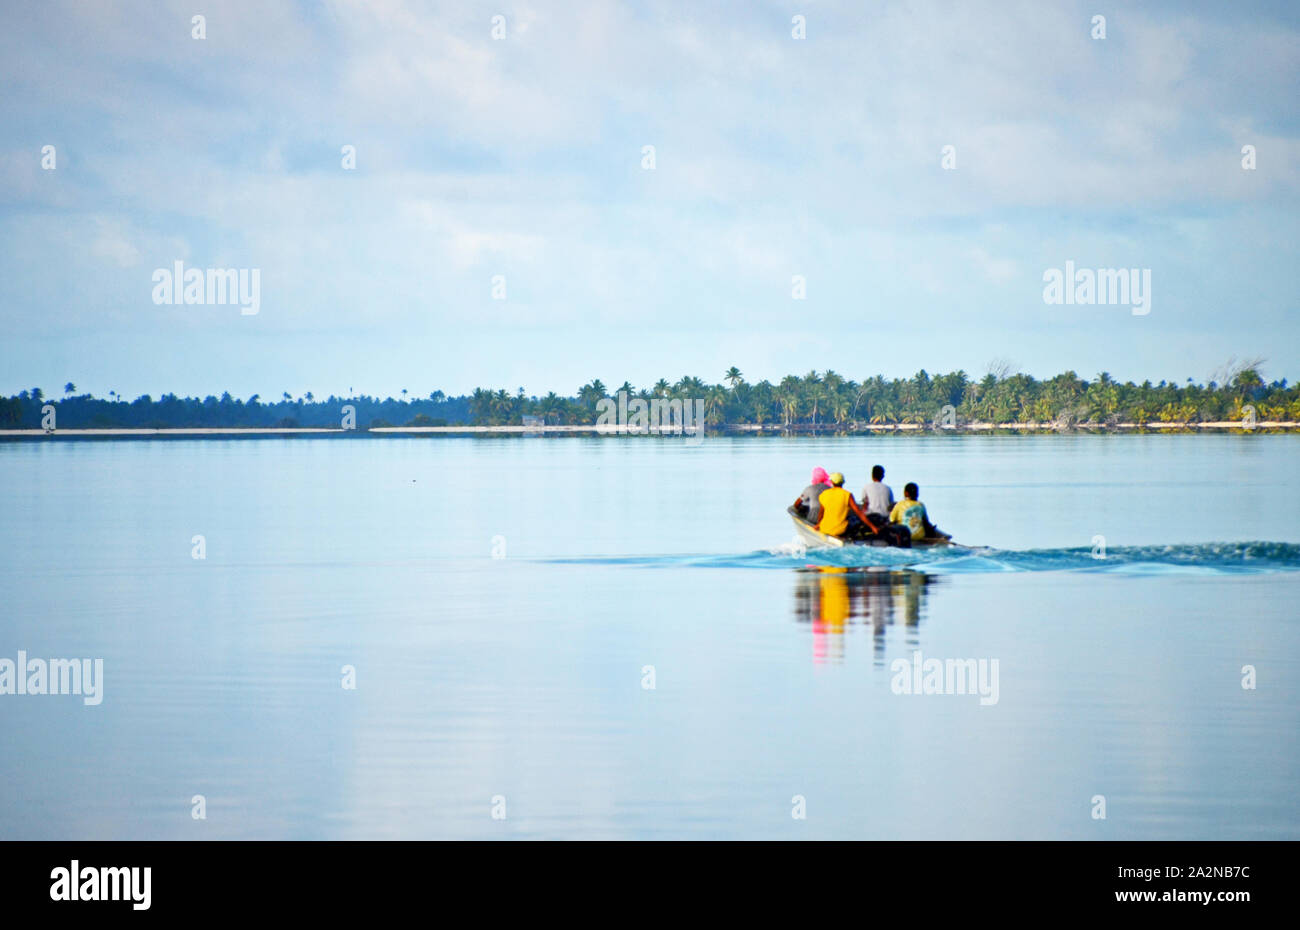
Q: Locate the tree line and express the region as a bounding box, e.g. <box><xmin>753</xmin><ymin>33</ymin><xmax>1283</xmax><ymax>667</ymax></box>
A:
<box><xmin>1</xmin><ymin>363</ymin><xmax>1295</xmax><ymax>430</ymax></box>
<box><xmin>0</xmin><ymin>386</ymin><xmax>465</xmax><ymax>430</ymax></box>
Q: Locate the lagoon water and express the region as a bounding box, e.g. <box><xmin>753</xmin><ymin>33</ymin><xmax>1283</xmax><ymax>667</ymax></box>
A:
<box><xmin>1</xmin><ymin>434</ymin><xmax>1298</xmax><ymax>839</ymax></box>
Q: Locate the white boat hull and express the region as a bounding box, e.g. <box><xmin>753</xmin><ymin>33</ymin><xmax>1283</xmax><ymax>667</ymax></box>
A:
<box><xmin>791</xmin><ymin>512</ymin><xmax>847</xmax><ymax>548</ymax></box>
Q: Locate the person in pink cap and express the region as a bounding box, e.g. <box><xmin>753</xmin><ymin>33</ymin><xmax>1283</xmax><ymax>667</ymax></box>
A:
<box><xmin>792</xmin><ymin>467</ymin><xmax>833</xmax><ymax>524</ymax></box>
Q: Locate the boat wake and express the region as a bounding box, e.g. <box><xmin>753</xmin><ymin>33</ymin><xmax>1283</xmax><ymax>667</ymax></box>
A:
<box><xmin>544</xmin><ymin>541</ymin><xmax>1300</xmax><ymax>575</ymax></box>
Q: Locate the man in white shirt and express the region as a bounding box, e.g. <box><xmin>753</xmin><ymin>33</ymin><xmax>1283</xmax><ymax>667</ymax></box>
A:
<box><xmin>860</xmin><ymin>465</ymin><xmax>895</xmax><ymax>520</ymax></box>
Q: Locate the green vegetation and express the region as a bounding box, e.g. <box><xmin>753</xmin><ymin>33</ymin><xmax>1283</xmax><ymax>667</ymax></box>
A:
<box><xmin>467</xmin><ymin>362</ymin><xmax>1296</xmax><ymax>428</ymax></box>
<box><xmin>0</xmin><ymin>390</ymin><xmax>467</xmax><ymax>430</ymax></box>
<box><xmin>2</xmin><ymin>361</ymin><xmax>1295</xmax><ymax>430</ymax></box>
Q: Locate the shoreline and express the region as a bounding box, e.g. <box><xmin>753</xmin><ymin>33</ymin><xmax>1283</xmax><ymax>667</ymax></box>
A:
<box><xmin>1</xmin><ymin>421</ymin><xmax>1297</xmax><ymax>439</ymax></box>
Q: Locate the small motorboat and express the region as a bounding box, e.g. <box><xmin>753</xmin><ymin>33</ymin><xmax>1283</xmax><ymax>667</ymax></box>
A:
<box><xmin>787</xmin><ymin>505</ymin><xmax>960</xmax><ymax>549</ymax></box>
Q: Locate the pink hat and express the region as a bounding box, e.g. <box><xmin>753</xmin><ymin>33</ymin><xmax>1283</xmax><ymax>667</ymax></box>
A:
<box><xmin>811</xmin><ymin>467</ymin><xmax>830</xmax><ymax>485</ymax></box>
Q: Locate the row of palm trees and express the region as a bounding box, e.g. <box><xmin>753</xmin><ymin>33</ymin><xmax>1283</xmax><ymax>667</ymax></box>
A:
<box><xmin>465</xmin><ymin>365</ymin><xmax>1296</xmax><ymax>427</ymax></box>
<box><xmin>7</xmin><ymin>364</ymin><xmax>1292</xmax><ymax>429</ymax></box>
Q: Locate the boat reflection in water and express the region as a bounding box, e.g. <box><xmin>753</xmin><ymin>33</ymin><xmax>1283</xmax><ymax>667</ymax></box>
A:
<box><xmin>792</xmin><ymin>567</ymin><xmax>938</xmax><ymax>665</ymax></box>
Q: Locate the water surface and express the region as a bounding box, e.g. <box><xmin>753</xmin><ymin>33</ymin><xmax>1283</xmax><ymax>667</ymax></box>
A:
<box><xmin>1</xmin><ymin>434</ymin><xmax>1297</xmax><ymax>838</ymax></box>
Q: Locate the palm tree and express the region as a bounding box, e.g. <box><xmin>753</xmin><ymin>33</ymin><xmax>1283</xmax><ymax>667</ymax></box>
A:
<box><xmin>537</xmin><ymin>392</ymin><xmax>562</xmax><ymax>424</ymax></box>
<box><xmin>64</xmin><ymin>382</ymin><xmax>76</xmax><ymax>395</ymax></box>
<box><xmin>829</xmin><ymin>389</ymin><xmax>852</xmax><ymax>426</ymax></box>
<box><xmin>750</xmin><ymin>380</ymin><xmax>775</xmax><ymax>425</ymax></box>
<box><xmin>822</xmin><ymin>370</ymin><xmax>846</xmax><ymax>424</ymax></box>
<box><xmin>704</xmin><ymin>385</ymin><xmax>728</xmax><ymax>425</ymax></box>
<box><xmin>801</xmin><ymin>371</ymin><xmax>823</xmax><ymax>427</ymax></box>
<box><xmin>724</xmin><ymin>367</ymin><xmax>743</xmax><ymax>389</ymax></box>
<box><xmin>469</xmin><ymin>387</ymin><xmax>492</xmax><ymax>422</ymax></box>
<box><xmin>577</xmin><ymin>380</ymin><xmax>607</xmax><ymax>409</ymax></box>
<box><xmin>777</xmin><ymin>375</ymin><xmax>801</xmax><ymax>427</ymax></box>
<box><xmin>492</xmin><ymin>388</ymin><xmax>512</xmax><ymax>424</ymax></box>
<box><xmin>674</xmin><ymin>376</ymin><xmax>706</xmax><ymax>400</ymax></box>
<box><xmin>1233</xmin><ymin>366</ymin><xmax>1264</xmax><ymax>394</ymax></box>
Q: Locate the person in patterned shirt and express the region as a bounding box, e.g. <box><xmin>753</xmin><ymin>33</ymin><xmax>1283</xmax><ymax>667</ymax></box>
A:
<box><xmin>888</xmin><ymin>482</ymin><xmax>949</xmax><ymax>541</ymax></box>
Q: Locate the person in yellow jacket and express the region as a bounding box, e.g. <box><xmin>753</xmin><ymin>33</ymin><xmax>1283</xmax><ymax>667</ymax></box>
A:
<box><xmin>816</xmin><ymin>473</ymin><xmax>876</xmax><ymax>537</ymax></box>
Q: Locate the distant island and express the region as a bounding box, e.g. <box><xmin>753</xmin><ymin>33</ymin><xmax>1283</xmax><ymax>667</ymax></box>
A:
<box><xmin>3</xmin><ymin>362</ymin><xmax>1297</xmax><ymax>434</ymax></box>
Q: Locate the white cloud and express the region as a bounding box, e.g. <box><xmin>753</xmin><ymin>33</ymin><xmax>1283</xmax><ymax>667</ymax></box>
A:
<box><xmin>89</xmin><ymin>218</ymin><xmax>141</xmax><ymax>268</ymax></box>
<box><xmin>0</xmin><ymin>0</ymin><xmax>1296</xmax><ymax>392</ymax></box>
<box><xmin>971</xmin><ymin>248</ymin><xmax>1017</xmax><ymax>285</ymax></box>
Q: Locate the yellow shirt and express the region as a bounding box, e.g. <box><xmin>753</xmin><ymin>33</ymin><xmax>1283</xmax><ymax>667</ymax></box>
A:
<box><xmin>817</xmin><ymin>487</ymin><xmax>853</xmax><ymax>536</ymax></box>
<box><xmin>889</xmin><ymin>499</ymin><xmax>929</xmax><ymax>539</ymax></box>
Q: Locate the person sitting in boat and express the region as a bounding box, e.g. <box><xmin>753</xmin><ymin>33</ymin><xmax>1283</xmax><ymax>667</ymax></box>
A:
<box><xmin>889</xmin><ymin>482</ymin><xmax>950</xmax><ymax>541</ymax></box>
<box><xmin>816</xmin><ymin>472</ymin><xmax>879</xmax><ymax>539</ymax></box>
<box><xmin>859</xmin><ymin>464</ymin><xmax>895</xmax><ymax>521</ymax></box>
<box><xmin>792</xmin><ymin>467</ymin><xmax>833</xmax><ymax>524</ymax></box>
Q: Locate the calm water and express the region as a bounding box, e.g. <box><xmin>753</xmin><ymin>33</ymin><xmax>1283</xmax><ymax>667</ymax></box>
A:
<box><xmin>1</xmin><ymin>434</ymin><xmax>1298</xmax><ymax>839</ymax></box>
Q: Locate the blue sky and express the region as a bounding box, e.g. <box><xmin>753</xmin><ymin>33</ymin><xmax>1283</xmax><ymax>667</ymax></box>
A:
<box><xmin>1</xmin><ymin>0</ymin><xmax>1297</xmax><ymax>399</ymax></box>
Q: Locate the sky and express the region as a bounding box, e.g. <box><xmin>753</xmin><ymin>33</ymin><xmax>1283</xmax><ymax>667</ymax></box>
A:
<box><xmin>1</xmin><ymin>0</ymin><xmax>1297</xmax><ymax>400</ymax></box>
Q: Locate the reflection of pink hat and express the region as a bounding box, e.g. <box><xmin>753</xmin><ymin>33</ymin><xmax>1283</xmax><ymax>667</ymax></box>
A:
<box><xmin>811</xmin><ymin>467</ymin><xmax>830</xmax><ymax>485</ymax></box>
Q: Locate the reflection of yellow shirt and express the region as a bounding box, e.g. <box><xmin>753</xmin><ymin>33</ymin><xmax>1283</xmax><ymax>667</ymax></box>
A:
<box><xmin>889</xmin><ymin>499</ymin><xmax>928</xmax><ymax>539</ymax></box>
<box><xmin>819</xmin><ymin>575</ymin><xmax>849</xmax><ymax>629</ymax></box>
<box><xmin>817</xmin><ymin>487</ymin><xmax>852</xmax><ymax>536</ymax></box>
